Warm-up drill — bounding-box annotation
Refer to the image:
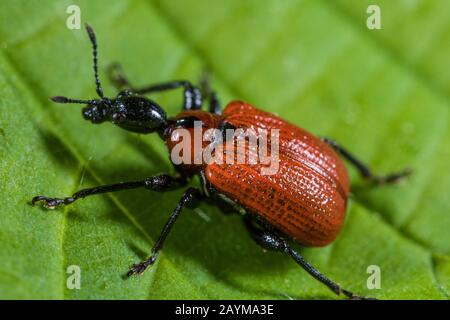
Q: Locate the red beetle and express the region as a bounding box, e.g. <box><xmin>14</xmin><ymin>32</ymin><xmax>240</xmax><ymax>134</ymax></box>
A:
<box><xmin>32</xmin><ymin>25</ymin><xmax>410</xmax><ymax>299</ymax></box>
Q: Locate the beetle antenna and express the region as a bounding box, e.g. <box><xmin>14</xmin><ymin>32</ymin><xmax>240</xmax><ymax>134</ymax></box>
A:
<box><xmin>85</xmin><ymin>23</ymin><xmax>104</xmax><ymax>99</ymax></box>
<box><xmin>51</xmin><ymin>96</ymin><xmax>96</xmax><ymax>105</ymax></box>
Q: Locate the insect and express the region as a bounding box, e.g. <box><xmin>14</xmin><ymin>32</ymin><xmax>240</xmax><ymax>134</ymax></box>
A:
<box><xmin>32</xmin><ymin>24</ymin><xmax>410</xmax><ymax>299</ymax></box>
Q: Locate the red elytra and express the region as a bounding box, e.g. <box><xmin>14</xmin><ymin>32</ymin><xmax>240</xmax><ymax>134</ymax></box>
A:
<box><xmin>166</xmin><ymin>100</ymin><xmax>349</xmax><ymax>247</ymax></box>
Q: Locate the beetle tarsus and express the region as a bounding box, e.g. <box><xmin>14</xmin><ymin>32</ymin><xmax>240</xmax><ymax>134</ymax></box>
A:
<box><xmin>371</xmin><ymin>167</ymin><xmax>412</xmax><ymax>185</ymax></box>
<box><xmin>127</xmin><ymin>254</ymin><xmax>158</xmax><ymax>277</ymax></box>
<box><xmin>31</xmin><ymin>195</ymin><xmax>73</xmax><ymax>209</ymax></box>
<box><xmin>340</xmin><ymin>288</ymin><xmax>371</xmax><ymax>300</ymax></box>
<box><xmin>127</xmin><ymin>263</ymin><xmax>147</xmax><ymax>276</ymax></box>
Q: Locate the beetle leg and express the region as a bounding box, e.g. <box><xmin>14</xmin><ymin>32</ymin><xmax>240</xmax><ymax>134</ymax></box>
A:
<box><xmin>107</xmin><ymin>62</ymin><xmax>132</xmax><ymax>89</ymax></box>
<box><xmin>198</xmin><ymin>70</ymin><xmax>221</xmax><ymax>115</ymax></box>
<box><xmin>127</xmin><ymin>187</ymin><xmax>202</xmax><ymax>276</ymax></box>
<box><xmin>322</xmin><ymin>137</ymin><xmax>412</xmax><ymax>185</ymax></box>
<box><xmin>243</xmin><ymin>216</ymin><xmax>370</xmax><ymax>300</ymax></box>
<box><xmin>208</xmin><ymin>91</ymin><xmax>221</xmax><ymax>115</ymax></box>
<box><xmin>31</xmin><ymin>174</ymin><xmax>186</xmax><ymax>210</ymax></box>
<box><xmin>108</xmin><ymin>63</ymin><xmax>203</xmax><ymax>111</ymax></box>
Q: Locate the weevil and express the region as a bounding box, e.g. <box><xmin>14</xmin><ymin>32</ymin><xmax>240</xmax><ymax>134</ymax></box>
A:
<box><xmin>32</xmin><ymin>24</ymin><xmax>410</xmax><ymax>299</ymax></box>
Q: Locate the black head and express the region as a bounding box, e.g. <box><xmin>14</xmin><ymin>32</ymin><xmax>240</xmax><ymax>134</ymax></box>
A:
<box><xmin>50</xmin><ymin>24</ymin><xmax>167</xmax><ymax>134</ymax></box>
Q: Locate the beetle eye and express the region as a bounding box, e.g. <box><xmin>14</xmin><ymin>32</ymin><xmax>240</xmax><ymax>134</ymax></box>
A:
<box><xmin>112</xmin><ymin>113</ymin><xmax>126</xmax><ymax>124</ymax></box>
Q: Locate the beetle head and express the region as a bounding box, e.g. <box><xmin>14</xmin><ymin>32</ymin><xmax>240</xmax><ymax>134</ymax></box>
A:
<box><xmin>50</xmin><ymin>24</ymin><xmax>167</xmax><ymax>134</ymax></box>
<box><xmin>52</xmin><ymin>92</ymin><xmax>167</xmax><ymax>134</ymax></box>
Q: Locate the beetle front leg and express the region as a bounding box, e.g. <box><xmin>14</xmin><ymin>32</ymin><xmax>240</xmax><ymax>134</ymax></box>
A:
<box><xmin>127</xmin><ymin>187</ymin><xmax>202</xmax><ymax>276</ymax></box>
<box><xmin>322</xmin><ymin>137</ymin><xmax>412</xmax><ymax>185</ymax></box>
<box><xmin>32</xmin><ymin>174</ymin><xmax>186</xmax><ymax>209</ymax></box>
<box><xmin>108</xmin><ymin>63</ymin><xmax>203</xmax><ymax>111</ymax></box>
<box><xmin>243</xmin><ymin>216</ymin><xmax>369</xmax><ymax>300</ymax></box>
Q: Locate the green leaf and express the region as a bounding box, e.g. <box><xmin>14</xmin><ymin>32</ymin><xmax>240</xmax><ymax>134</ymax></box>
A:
<box><xmin>0</xmin><ymin>0</ymin><xmax>449</xmax><ymax>299</ymax></box>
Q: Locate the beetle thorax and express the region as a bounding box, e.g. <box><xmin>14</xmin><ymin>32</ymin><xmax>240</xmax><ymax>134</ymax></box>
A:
<box><xmin>165</xmin><ymin>110</ymin><xmax>223</xmax><ymax>174</ymax></box>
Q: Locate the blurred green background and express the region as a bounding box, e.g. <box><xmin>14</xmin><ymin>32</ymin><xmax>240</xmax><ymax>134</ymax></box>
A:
<box><xmin>0</xmin><ymin>0</ymin><xmax>449</xmax><ymax>299</ymax></box>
